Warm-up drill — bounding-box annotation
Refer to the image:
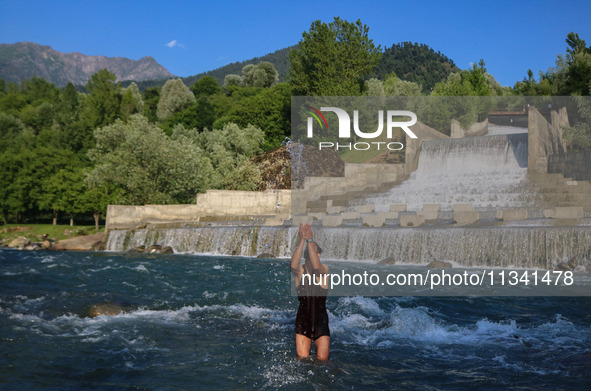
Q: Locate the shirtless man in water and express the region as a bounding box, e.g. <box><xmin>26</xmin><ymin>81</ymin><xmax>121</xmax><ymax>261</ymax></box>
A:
<box><xmin>290</xmin><ymin>223</ymin><xmax>330</xmax><ymax>360</ymax></box>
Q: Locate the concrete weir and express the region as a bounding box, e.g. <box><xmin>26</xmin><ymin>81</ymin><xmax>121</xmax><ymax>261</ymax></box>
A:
<box><xmin>104</xmin><ymin>104</ymin><xmax>591</xmax><ymax>270</ymax></box>
<box><xmin>104</xmin><ymin>225</ymin><xmax>591</xmax><ymax>269</ymax></box>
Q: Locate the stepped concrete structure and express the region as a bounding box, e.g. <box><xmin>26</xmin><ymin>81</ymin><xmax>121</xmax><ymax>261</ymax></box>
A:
<box><xmin>104</xmin><ymin>103</ymin><xmax>591</xmax><ymax>269</ymax></box>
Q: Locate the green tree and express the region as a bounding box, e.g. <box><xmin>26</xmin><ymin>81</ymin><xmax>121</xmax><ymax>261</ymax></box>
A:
<box><xmin>21</xmin><ymin>77</ymin><xmax>60</xmax><ymax>104</ymax></box>
<box><xmin>192</xmin><ymin>123</ymin><xmax>264</xmax><ymax>190</ymax></box>
<box><xmin>373</xmin><ymin>42</ymin><xmax>460</xmax><ymax>93</ymax></box>
<box><xmin>38</xmin><ymin>165</ymin><xmax>86</xmax><ymax>225</ymax></box>
<box><xmin>364</xmin><ymin>78</ymin><xmax>385</xmax><ymax>97</ymax></box>
<box><xmin>212</xmin><ymin>82</ymin><xmax>292</xmax><ymax>150</ymax></box>
<box><xmin>87</xmin><ymin>114</ymin><xmax>212</xmax><ymax>204</ymax></box>
<box><xmin>224</xmin><ymin>74</ymin><xmax>243</xmax><ymax>89</ymax></box>
<box><xmin>157</xmin><ymin>78</ymin><xmax>195</xmax><ymax>122</ymax></box>
<box><xmin>0</xmin><ymin>113</ymin><xmax>26</xmax><ymax>142</ymax></box>
<box><xmin>563</xmin><ymin>96</ymin><xmax>591</xmax><ymax>150</ymax></box>
<box><xmin>142</xmin><ymin>86</ymin><xmax>160</xmax><ymax>123</ymax></box>
<box><xmin>432</xmin><ymin>60</ymin><xmax>497</xmax><ymax>96</ymax></box>
<box><xmin>242</xmin><ymin>62</ymin><xmax>279</xmax><ymax>88</ymax></box>
<box><xmin>82</xmin><ymin>69</ymin><xmax>121</xmax><ymax>129</ymax></box>
<box><xmin>383</xmin><ymin>73</ymin><xmax>422</xmax><ymax>96</ymax></box>
<box><xmin>120</xmin><ymin>82</ymin><xmax>144</xmax><ymax>120</ymax></box>
<box><xmin>77</xmin><ymin>184</ymin><xmax>119</xmax><ymax>231</ymax></box>
<box><xmin>57</xmin><ymin>82</ymin><xmax>80</xmax><ymax>124</ymax></box>
<box><xmin>191</xmin><ymin>76</ymin><xmax>223</xmax><ymax>97</ymax></box>
<box><xmin>289</xmin><ymin>17</ymin><xmax>382</xmax><ymax>95</ymax></box>
<box><xmin>161</xmin><ymin>95</ymin><xmax>216</xmax><ymax>134</ymax></box>
<box><xmin>513</xmin><ymin>32</ymin><xmax>590</xmax><ymax>97</ymax></box>
<box><xmin>0</xmin><ymin>149</ymin><xmax>30</xmax><ymax>223</ymax></box>
<box><xmin>562</xmin><ymin>32</ymin><xmax>591</xmax><ymax>95</ymax></box>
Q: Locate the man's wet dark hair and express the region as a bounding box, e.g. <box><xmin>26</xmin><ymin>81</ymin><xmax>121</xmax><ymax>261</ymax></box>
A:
<box><xmin>303</xmin><ymin>242</ymin><xmax>323</xmax><ymax>259</ymax></box>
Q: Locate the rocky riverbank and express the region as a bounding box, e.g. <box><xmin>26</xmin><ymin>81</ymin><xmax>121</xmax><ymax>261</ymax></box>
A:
<box><xmin>1</xmin><ymin>231</ymin><xmax>105</xmax><ymax>251</ymax></box>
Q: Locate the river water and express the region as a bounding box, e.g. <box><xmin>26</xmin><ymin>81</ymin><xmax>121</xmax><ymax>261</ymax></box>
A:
<box><xmin>2</xmin><ymin>249</ymin><xmax>590</xmax><ymax>390</ymax></box>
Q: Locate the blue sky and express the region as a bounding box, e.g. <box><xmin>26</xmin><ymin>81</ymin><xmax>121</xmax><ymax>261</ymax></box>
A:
<box><xmin>1</xmin><ymin>0</ymin><xmax>590</xmax><ymax>87</ymax></box>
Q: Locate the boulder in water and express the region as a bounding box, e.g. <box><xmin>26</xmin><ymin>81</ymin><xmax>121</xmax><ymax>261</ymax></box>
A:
<box><xmin>257</xmin><ymin>253</ymin><xmax>275</xmax><ymax>259</ymax></box>
<box><xmin>567</xmin><ymin>257</ymin><xmax>578</xmax><ymax>270</ymax></box>
<box><xmin>555</xmin><ymin>262</ymin><xmax>572</xmax><ymax>271</ymax></box>
<box><xmin>426</xmin><ymin>260</ymin><xmax>452</xmax><ymax>269</ymax></box>
<box><xmin>162</xmin><ymin>246</ymin><xmax>174</xmax><ymax>254</ymax></box>
<box><xmin>8</xmin><ymin>236</ymin><xmax>31</xmax><ymax>249</ymax></box>
<box><xmin>40</xmin><ymin>240</ymin><xmax>52</xmax><ymax>250</ymax></box>
<box><xmin>24</xmin><ymin>242</ymin><xmax>40</xmax><ymax>251</ymax></box>
<box><xmin>88</xmin><ymin>302</ymin><xmax>125</xmax><ymax>318</ymax></box>
<box><xmin>378</xmin><ymin>257</ymin><xmax>396</xmax><ymax>265</ymax></box>
<box><xmin>128</xmin><ymin>245</ymin><xmax>145</xmax><ymax>253</ymax></box>
<box><xmin>148</xmin><ymin>244</ymin><xmax>162</xmax><ymax>253</ymax></box>
<box><xmin>52</xmin><ymin>233</ymin><xmax>105</xmax><ymax>251</ymax></box>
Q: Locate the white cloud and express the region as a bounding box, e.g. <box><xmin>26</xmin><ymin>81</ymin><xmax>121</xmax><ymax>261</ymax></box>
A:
<box><xmin>165</xmin><ymin>40</ymin><xmax>184</xmax><ymax>48</ymax></box>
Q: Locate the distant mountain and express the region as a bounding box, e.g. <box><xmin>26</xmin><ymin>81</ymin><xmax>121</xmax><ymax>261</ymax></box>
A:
<box><xmin>373</xmin><ymin>42</ymin><xmax>460</xmax><ymax>92</ymax></box>
<box><xmin>132</xmin><ymin>42</ymin><xmax>459</xmax><ymax>92</ymax></box>
<box><xmin>182</xmin><ymin>46</ymin><xmax>295</xmax><ymax>87</ymax></box>
<box><xmin>178</xmin><ymin>42</ymin><xmax>457</xmax><ymax>92</ymax></box>
<box><xmin>0</xmin><ymin>42</ymin><xmax>174</xmax><ymax>86</ymax></box>
<box><xmin>126</xmin><ymin>46</ymin><xmax>295</xmax><ymax>91</ymax></box>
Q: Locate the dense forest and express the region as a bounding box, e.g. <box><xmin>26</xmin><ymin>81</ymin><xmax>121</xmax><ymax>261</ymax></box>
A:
<box><xmin>128</xmin><ymin>41</ymin><xmax>459</xmax><ymax>94</ymax></box>
<box><xmin>372</xmin><ymin>42</ymin><xmax>460</xmax><ymax>92</ymax></box>
<box><xmin>0</xmin><ymin>17</ymin><xmax>590</xmax><ymax>226</ymax></box>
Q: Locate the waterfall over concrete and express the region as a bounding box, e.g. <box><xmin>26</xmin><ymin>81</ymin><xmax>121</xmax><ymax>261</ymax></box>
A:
<box><xmin>105</xmin><ymin>226</ymin><xmax>296</xmax><ymax>258</ymax></box>
<box><xmin>104</xmin><ymin>225</ymin><xmax>590</xmax><ymax>269</ymax></box>
<box><xmin>103</xmin><ymin>120</ymin><xmax>590</xmax><ymax>269</ymax></box>
<box><xmin>366</xmin><ymin>132</ymin><xmax>536</xmax><ymax>211</ymax></box>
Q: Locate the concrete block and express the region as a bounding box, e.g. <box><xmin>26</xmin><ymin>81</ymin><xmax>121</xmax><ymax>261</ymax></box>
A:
<box><xmin>554</xmin><ymin>207</ymin><xmax>584</xmax><ymax>219</ymax></box>
<box><xmin>400</xmin><ymin>214</ymin><xmax>425</xmax><ymax>227</ymax></box>
<box><xmin>418</xmin><ymin>205</ymin><xmax>440</xmax><ymax>220</ymax></box>
<box><xmin>454</xmin><ymin>211</ymin><xmax>479</xmax><ymax>225</ymax></box>
<box><xmin>326</xmin><ymin>205</ymin><xmax>344</xmax><ymax>214</ymax></box>
<box><xmin>292</xmin><ymin>215</ymin><xmax>313</xmax><ymax>226</ymax></box>
<box><xmin>566</xmin><ymin>181</ymin><xmax>578</xmax><ymax>186</ymax></box>
<box><xmin>499</xmin><ymin>209</ymin><xmax>528</xmax><ymax>221</ymax></box>
<box><xmin>417</xmin><ymin>204</ymin><xmax>441</xmax><ymax>220</ymax></box>
<box><xmin>379</xmin><ymin>211</ymin><xmax>399</xmax><ymax>219</ymax></box>
<box><xmin>264</xmin><ymin>217</ymin><xmax>283</xmax><ymax>226</ymax></box>
<box><xmin>418</xmin><ymin>211</ymin><xmax>438</xmax><ymax>221</ymax></box>
<box><xmin>544</xmin><ymin>209</ymin><xmax>555</xmax><ymax>218</ymax></box>
<box><xmin>389</xmin><ymin>204</ymin><xmax>407</xmax><ymax>212</ymax></box>
<box><xmin>363</xmin><ymin>214</ymin><xmax>386</xmax><ymax>227</ymax></box>
<box><xmin>308</xmin><ymin>213</ymin><xmax>325</xmax><ymax>220</ymax></box>
<box><xmin>322</xmin><ymin>215</ymin><xmax>343</xmax><ymax>227</ymax></box>
<box><xmin>357</xmin><ymin>204</ymin><xmax>375</xmax><ymax>213</ymax></box>
<box><xmin>341</xmin><ymin>212</ymin><xmax>361</xmax><ymax>220</ymax></box>
<box><xmin>453</xmin><ymin>204</ymin><xmax>474</xmax><ymax>212</ymax></box>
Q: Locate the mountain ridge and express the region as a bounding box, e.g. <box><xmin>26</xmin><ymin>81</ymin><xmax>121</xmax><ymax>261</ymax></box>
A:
<box><xmin>0</xmin><ymin>42</ymin><xmax>174</xmax><ymax>86</ymax></box>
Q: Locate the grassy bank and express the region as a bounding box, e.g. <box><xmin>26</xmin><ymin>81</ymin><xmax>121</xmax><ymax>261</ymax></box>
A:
<box><xmin>0</xmin><ymin>224</ymin><xmax>103</xmax><ymax>244</ymax></box>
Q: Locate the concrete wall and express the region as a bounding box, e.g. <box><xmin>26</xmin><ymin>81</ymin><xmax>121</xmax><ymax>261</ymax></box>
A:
<box><xmin>405</xmin><ymin>120</ymin><xmax>449</xmax><ymax>174</ymax></box>
<box><xmin>528</xmin><ymin>106</ymin><xmax>568</xmax><ymax>174</ymax></box>
<box><xmin>292</xmin><ymin>162</ymin><xmax>406</xmax><ymax>214</ymax></box>
<box><xmin>548</xmin><ymin>150</ymin><xmax>591</xmax><ymax>181</ymax></box>
<box><xmin>106</xmin><ymin>204</ymin><xmax>203</xmax><ymax>230</ymax></box>
<box><xmin>106</xmin><ymin>190</ymin><xmax>291</xmax><ymax>230</ymax></box>
<box><xmin>450</xmin><ymin>118</ymin><xmax>489</xmax><ymax>138</ymax></box>
<box><xmin>196</xmin><ymin>189</ymin><xmax>290</xmax><ymax>217</ymax></box>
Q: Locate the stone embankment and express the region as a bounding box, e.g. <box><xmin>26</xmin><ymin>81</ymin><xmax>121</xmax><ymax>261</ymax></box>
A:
<box><xmin>1</xmin><ymin>232</ymin><xmax>106</xmax><ymax>251</ymax></box>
